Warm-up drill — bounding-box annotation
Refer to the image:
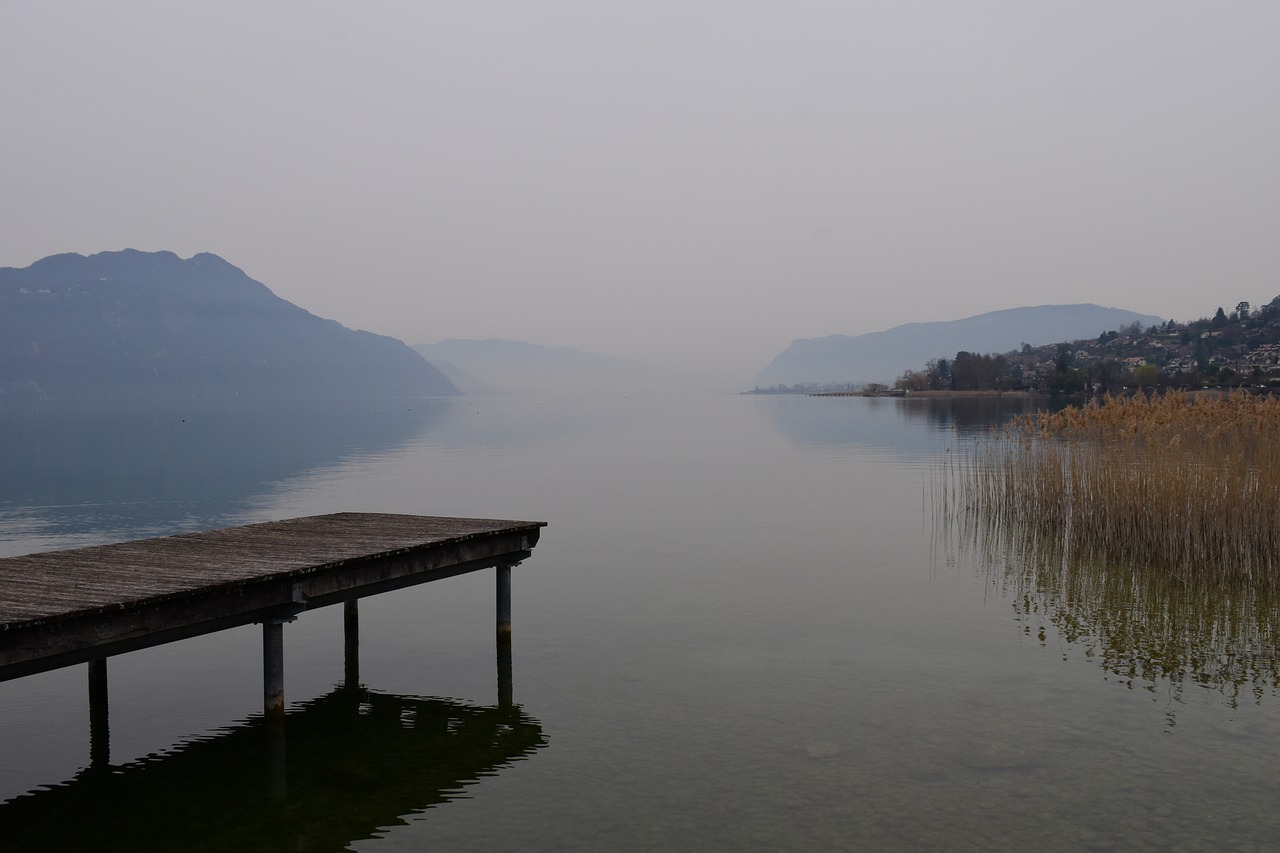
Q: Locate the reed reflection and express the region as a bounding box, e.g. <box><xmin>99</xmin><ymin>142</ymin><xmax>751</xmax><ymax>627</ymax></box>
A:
<box><xmin>943</xmin><ymin>513</ymin><xmax>1280</xmax><ymax>711</ymax></box>
<box><xmin>0</xmin><ymin>683</ymin><xmax>546</xmax><ymax>852</ymax></box>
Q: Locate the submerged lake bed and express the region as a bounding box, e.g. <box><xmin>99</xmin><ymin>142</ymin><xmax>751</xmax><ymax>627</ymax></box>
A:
<box><xmin>1</xmin><ymin>394</ymin><xmax>1277</xmax><ymax>851</ymax></box>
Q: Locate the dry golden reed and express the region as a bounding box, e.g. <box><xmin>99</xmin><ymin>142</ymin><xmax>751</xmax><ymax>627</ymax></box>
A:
<box><xmin>936</xmin><ymin>391</ymin><xmax>1280</xmax><ymax>589</ymax></box>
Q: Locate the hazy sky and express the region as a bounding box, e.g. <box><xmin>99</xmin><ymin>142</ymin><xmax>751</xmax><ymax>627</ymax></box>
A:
<box><xmin>3</xmin><ymin>2</ymin><xmax>1279</xmax><ymax>386</ymax></box>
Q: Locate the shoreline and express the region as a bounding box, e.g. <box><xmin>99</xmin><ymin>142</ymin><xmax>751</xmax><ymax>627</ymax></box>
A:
<box><xmin>811</xmin><ymin>389</ymin><xmax>1043</xmax><ymax>398</ymax></box>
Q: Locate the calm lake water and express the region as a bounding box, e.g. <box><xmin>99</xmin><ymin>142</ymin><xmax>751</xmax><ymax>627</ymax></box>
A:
<box><xmin>1</xmin><ymin>394</ymin><xmax>1277</xmax><ymax>851</ymax></box>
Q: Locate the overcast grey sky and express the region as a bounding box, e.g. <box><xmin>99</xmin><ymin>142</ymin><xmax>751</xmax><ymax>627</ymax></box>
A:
<box><xmin>3</xmin><ymin>2</ymin><xmax>1278</xmax><ymax>387</ymax></box>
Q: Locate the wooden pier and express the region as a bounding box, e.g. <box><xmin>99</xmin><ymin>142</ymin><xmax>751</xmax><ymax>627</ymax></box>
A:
<box><xmin>0</xmin><ymin>513</ymin><xmax>545</xmax><ymax>723</ymax></box>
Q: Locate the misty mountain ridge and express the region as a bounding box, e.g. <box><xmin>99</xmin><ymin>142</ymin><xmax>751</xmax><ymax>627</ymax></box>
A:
<box><xmin>757</xmin><ymin>304</ymin><xmax>1165</xmax><ymax>388</ymax></box>
<box><xmin>413</xmin><ymin>338</ymin><xmax>701</xmax><ymax>395</ymax></box>
<box><xmin>0</xmin><ymin>249</ymin><xmax>459</xmax><ymax>399</ymax></box>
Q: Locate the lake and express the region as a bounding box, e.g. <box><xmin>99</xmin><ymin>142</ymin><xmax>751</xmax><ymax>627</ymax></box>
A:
<box><xmin>1</xmin><ymin>393</ymin><xmax>1277</xmax><ymax>851</ymax></box>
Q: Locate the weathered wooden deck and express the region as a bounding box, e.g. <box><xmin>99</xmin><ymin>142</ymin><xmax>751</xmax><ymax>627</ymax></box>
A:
<box><xmin>0</xmin><ymin>512</ymin><xmax>545</xmax><ymax>684</ymax></box>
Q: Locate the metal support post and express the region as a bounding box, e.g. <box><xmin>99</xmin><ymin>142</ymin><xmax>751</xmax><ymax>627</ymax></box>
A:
<box><xmin>263</xmin><ymin>619</ymin><xmax>286</xmax><ymax>722</ymax></box>
<box><xmin>262</xmin><ymin>618</ymin><xmax>288</xmax><ymax>798</ymax></box>
<box><xmin>496</xmin><ymin>564</ymin><xmax>512</xmax><ymax>646</ymax></box>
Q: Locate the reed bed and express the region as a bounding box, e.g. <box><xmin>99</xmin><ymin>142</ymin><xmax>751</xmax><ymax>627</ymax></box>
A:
<box><xmin>936</xmin><ymin>391</ymin><xmax>1280</xmax><ymax>589</ymax></box>
<box><xmin>933</xmin><ymin>392</ymin><xmax>1280</xmax><ymax>700</ymax></box>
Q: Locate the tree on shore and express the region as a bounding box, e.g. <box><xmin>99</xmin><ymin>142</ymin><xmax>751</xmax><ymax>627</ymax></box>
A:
<box><xmin>951</xmin><ymin>351</ymin><xmax>1011</xmax><ymax>390</ymax></box>
<box><xmin>1133</xmin><ymin>363</ymin><xmax>1161</xmax><ymax>387</ymax></box>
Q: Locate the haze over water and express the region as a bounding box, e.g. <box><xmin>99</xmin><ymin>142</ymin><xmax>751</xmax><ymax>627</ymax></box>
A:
<box><xmin>1</xmin><ymin>394</ymin><xmax>1276</xmax><ymax>851</ymax></box>
<box><xmin>5</xmin><ymin>3</ymin><xmax>1279</xmax><ymax>386</ymax></box>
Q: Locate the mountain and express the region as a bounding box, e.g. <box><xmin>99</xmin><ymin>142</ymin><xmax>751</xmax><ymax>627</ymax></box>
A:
<box><xmin>755</xmin><ymin>304</ymin><xmax>1165</xmax><ymax>388</ymax></box>
<box><xmin>412</xmin><ymin>338</ymin><xmax>698</xmax><ymax>395</ymax></box>
<box><xmin>0</xmin><ymin>250</ymin><xmax>460</xmax><ymax>399</ymax></box>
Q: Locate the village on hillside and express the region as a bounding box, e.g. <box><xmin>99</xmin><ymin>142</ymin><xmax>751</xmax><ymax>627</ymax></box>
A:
<box><xmin>755</xmin><ymin>297</ymin><xmax>1280</xmax><ymax>396</ymax></box>
<box><xmin>897</xmin><ymin>297</ymin><xmax>1280</xmax><ymax>395</ymax></box>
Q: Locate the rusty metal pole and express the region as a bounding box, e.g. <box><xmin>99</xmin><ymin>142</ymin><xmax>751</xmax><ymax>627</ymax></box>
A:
<box><xmin>343</xmin><ymin>598</ymin><xmax>360</xmax><ymax>690</ymax></box>
<box><xmin>88</xmin><ymin>658</ymin><xmax>109</xmax><ymax>769</ymax></box>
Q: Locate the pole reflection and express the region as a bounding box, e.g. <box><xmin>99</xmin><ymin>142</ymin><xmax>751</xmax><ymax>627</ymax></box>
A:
<box><xmin>0</xmin><ymin>674</ymin><xmax>545</xmax><ymax>851</ymax></box>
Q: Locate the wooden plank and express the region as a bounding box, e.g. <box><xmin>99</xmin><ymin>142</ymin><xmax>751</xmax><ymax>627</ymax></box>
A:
<box><xmin>0</xmin><ymin>512</ymin><xmax>545</xmax><ymax>680</ymax></box>
<box><xmin>0</xmin><ymin>512</ymin><xmax>543</xmax><ymax>625</ymax></box>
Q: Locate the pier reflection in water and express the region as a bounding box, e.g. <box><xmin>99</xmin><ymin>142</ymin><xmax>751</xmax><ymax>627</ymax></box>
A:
<box><xmin>0</xmin><ymin>643</ymin><xmax>545</xmax><ymax>852</ymax></box>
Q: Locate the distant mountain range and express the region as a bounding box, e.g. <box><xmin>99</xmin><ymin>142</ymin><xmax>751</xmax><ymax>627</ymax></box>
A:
<box><xmin>412</xmin><ymin>338</ymin><xmax>698</xmax><ymax>395</ymax></box>
<box><xmin>0</xmin><ymin>250</ymin><xmax>459</xmax><ymax>399</ymax></box>
<box><xmin>755</xmin><ymin>304</ymin><xmax>1165</xmax><ymax>388</ymax></box>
